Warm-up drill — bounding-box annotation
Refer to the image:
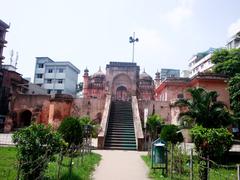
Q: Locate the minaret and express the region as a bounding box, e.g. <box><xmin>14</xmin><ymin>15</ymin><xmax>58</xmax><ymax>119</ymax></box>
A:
<box><xmin>83</xmin><ymin>68</ymin><xmax>89</xmax><ymax>98</ymax></box>
<box><xmin>154</xmin><ymin>70</ymin><xmax>160</xmax><ymax>88</ymax></box>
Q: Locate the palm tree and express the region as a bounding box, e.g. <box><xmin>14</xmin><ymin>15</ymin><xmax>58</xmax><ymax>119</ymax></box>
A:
<box><xmin>175</xmin><ymin>87</ymin><xmax>231</xmax><ymax>128</ymax></box>
<box><xmin>146</xmin><ymin>114</ymin><xmax>164</xmax><ymax>140</ymax></box>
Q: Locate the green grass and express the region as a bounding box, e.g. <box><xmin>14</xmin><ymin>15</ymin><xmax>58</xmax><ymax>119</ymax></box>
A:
<box><xmin>142</xmin><ymin>155</ymin><xmax>237</xmax><ymax>180</ymax></box>
<box><xmin>0</xmin><ymin>147</ymin><xmax>101</xmax><ymax>180</ymax></box>
<box><xmin>46</xmin><ymin>152</ymin><xmax>101</xmax><ymax>180</ymax></box>
<box><xmin>0</xmin><ymin>147</ymin><xmax>18</xmax><ymax>179</ymax></box>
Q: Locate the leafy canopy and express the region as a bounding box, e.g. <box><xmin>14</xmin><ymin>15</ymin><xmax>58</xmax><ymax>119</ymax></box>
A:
<box><xmin>211</xmin><ymin>48</ymin><xmax>240</xmax><ymax>77</ymax></box>
<box><xmin>175</xmin><ymin>87</ymin><xmax>232</xmax><ymax>128</ymax></box>
<box><xmin>160</xmin><ymin>125</ymin><xmax>183</xmax><ymax>145</ymax></box>
<box><xmin>58</xmin><ymin>117</ymin><xmax>83</xmax><ymax>147</ymax></box>
<box><xmin>211</xmin><ymin>48</ymin><xmax>240</xmax><ymax>117</ymax></box>
<box><xmin>191</xmin><ymin>125</ymin><xmax>233</xmax><ymax>160</ymax></box>
<box><xmin>228</xmin><ymin>74</ymin><xmax>240</xmax><ymax>116</ymax></box>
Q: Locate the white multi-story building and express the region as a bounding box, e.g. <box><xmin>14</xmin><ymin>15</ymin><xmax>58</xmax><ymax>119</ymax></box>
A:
<box><xmin>226</xmin><ymin>31</ymin><xmax>240</xmax><ymax>49</ymax></box>
<box><xmin>188</xmin><ymin>48</ymin><xmax>215</xmax><ymax>78</ymax></box>
<box><xmin>34</xmin><ymin>57</ymin><xmax>80</xmax><ymax>96</ymax></box>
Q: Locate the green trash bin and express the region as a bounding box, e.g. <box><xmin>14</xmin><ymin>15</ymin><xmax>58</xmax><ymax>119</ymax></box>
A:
<box><xmin>153</xmin><ymin>142</ymin><xmax>166</xmax><ymax>164</ymax></box>
<box><xmin>151</xmin><ymin>139</ymin><xmax>168</xmax><ymax>175</ymax></box>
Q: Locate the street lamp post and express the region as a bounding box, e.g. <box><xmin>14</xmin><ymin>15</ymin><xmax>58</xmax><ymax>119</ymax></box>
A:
<box><xmin>129</xmin><ymin>32</ymin><xmax>139</xmax><ymax>63</ymax></box>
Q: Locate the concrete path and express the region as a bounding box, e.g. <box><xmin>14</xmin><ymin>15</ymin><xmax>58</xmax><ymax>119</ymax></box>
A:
<box><xmin>0</xmin><ymin>133</ymin><xmax>14</xmax><ymax>146</ymax></box>
<box><xmin>92</xmin><ymin>150</ymin><xmax>150</xmax><ymax>180</ymax></box>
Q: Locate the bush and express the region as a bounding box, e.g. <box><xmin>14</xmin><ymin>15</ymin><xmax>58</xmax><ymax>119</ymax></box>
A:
<box><xmin>58</xmin><ymin>117</ymin><xmax>83</xmax><ymax>147</ymax></box>
<box><xmin>191</xmin><ymin>125</ymin><xmax>233</xmax><ymax>160</ymax></box>
<box><xmin>160</xmin><ymin>125</ymin><xmax>183</xmax><ymax>145</ymax></box>
<box><xmin>12</xmin><ymin>123</ymin><xmax>65</xmax><ymax>179</ymax></box>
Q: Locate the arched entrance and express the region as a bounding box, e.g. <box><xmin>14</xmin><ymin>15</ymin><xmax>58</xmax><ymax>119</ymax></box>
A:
<box><xmin>111</xmin><ymin>73</ymin><xmax>134</xmax><ymax>101</ymax></box>
<box><xmin>20</xmin><ymin>110</ymin><xmax>32</xmax><ymax>127</ymax></box>
<box><xmin>116</xmin><ymin>86</ymin><xmax>128</xmax><ymax>101</ymax></box>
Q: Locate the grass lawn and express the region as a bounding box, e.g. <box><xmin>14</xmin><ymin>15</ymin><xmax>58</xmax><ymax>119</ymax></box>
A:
<box><xmin>46</xmin><ymin>152</ymin><xmax>101</xmax><ymax>180</ymax></box>
<box><xmin>0</xmin><ymin>147</ymin><xmax>18</xmax><ymax>179</ymax></box>
<box><xmin>142</xmin><ymin>155</ymin><xmax>237</xmax><ymax>180</ymax></box>
<box><xmin>0</xmin><ymin>147</ymin><xmax>101</xmax><ymax>180</ymax></box>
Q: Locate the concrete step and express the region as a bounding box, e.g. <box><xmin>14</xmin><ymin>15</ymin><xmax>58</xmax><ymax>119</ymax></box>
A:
<box><xmin>108</xmin><ymin>129</ymin><xmax>134</xmax><ymax>133</ymax></box>
<box><xmin>107</xmin><ymin>131</ymin><xmax>135</xmax><ymax>135</ymax></box>
<box><xmin>108</xmin><ymin>126</ymin><xmax>134</xmax><ymax>129</ymax></box>
<box><xmin>105</xmin><ymin>139</ymin><xmax>136</xmax><ymax>145</ymax></box>
<box><xmin>104</xmin><ymin>146</ymin><xmax>136</xmax><ymax>150</ymax></box>
<box><xmin>105</xmin><ymin>142</ymin><xmax>136</xmax><ymax>148</ymax></box>
<box><xmin>107</xmin><ymin>134</ymin><xmax>135</xmax><ymax>138</ymax></box>
<box><xmin>106</xmin><ymin>136</ymin><xmax>136</xmax><ymax>141</ymax></box>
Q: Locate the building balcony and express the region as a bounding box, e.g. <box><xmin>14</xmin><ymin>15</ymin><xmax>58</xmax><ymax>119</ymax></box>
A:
<box><xmin>35</xmin><ymin>68</ymin><xmax>45</xmax><ymax>74</ymax></box>
<box><xmin>55</xmin><ymin>73</ymin><xmax>66</xmax><ymax>79</ymax></box>
<box><xmin>34</xmin><ymin>78</ymin><xmax>44</xmax><ymax>84</ymax></box>
<box><xmin>44</xmin><ymin>73</ymin><xmax>55</xmax><ymax>79</ymax></box>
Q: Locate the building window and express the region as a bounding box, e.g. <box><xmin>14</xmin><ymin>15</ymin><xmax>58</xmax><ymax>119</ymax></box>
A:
<box><xmin>47</xmin><ymin>89</ymin><xmax>51</xmax><ymax>94</ymax></box>
<box><xmin>58</xmin><ymin>68</ymin><xmax>64</xmax><ymax>73</ymax></box>
<box><xmin>56</xmin><ymin>90</ymin><xmax>62</xmax><ymax>94</ymax></box>
<box><xmin>36</xmin><ymin>74</ymin><xmax>43</xmax><ymax>78</ymax></box>
<box><xmin>46</xmin><ymin>79</ymin><xmax>52</xmax><ymax>84</ymax></box>
<box><xmin>57</xmin><ymin>79</ymin><xmax>63</xmax><ymax>84</ymax></box>
<box><xmin>177</xmin><ymin>93</ymin><xmax>184</xmax><ymax>99</ymax></box>
<box><xmin>48</xmin><ymin>69</ymin><xmax>53</xmax><ymax>73</ymax></box>
<box><xmin>38</xmin><ymin>64</ymin><xmax>44</xmax><ymax>68</ymax></box>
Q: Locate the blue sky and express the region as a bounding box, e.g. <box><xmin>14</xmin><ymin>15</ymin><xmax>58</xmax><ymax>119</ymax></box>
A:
<box><xmin>1</xmin><ymin>0</ymin><xmax>240</xmax><ymax>81</ymax></box>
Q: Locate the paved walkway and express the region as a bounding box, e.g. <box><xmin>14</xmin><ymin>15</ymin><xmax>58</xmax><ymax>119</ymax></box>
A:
<box><xmin>92</xmin><ymin>150</ymin><xmax>150</xmax><ymax>180</ymax></box>
<box><xmin>0</xmin><ymin>133</ymin><xmax>14</xmax><ymax>146</ymax></box>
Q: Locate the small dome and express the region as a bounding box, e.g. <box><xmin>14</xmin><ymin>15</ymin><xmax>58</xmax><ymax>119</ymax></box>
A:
<box><xmin>92</xmin><ymin>67</ymin><xmax>105</xmax><ymax>78</ymax></box>
<box><xmin>140</xmin><ymin>70</ymin><xmax>152</xmax><ymax>80</ymax></box>
<box><xmin>84</xmin><ymin>68</ymin><xmax>89</xmax><ymax>73</ymax></box>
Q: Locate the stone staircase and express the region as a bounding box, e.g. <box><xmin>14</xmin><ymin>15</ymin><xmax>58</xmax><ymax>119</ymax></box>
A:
<box><xmin>104</xmin><ymin>101</ymin><xmax>136</xmax><ymax>150</ymax></box>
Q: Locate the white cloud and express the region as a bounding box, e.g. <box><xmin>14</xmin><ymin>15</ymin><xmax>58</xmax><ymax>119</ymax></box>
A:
<box><xmin>228</xmin><ymin>18</ymin><xmax>240</xmax><ymax>37</ymax></box>
<box><xmin>165</xmin><ymin>0</ymin><xmax>194</xmax><ymax>29</ymax></box>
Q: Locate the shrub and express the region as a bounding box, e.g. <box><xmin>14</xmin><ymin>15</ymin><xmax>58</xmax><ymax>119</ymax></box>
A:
<box><xmin>58</xmin><ymin>117</ymin><xmax>83</xmax><ymax>147</ymax></box>
<box><xmin>160</xmin><ymin>125</ymin><xmax>183</xmax><ymax>145</ymax></box>
<box><xmin>191</xmin><ymin>125</ymin><xmax>233</xmax><ymax>160</ymax></box>
<box><xmin>12</xmin><ymin>123</ymin><xmax>65</xmax><ymax>179</ymax></box>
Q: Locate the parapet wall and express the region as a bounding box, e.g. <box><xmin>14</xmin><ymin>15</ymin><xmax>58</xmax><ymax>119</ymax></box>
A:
<box><xmin>71</xmin><ymin>97</ymin><xmax>106</xmax><ymax>122</ymax></box>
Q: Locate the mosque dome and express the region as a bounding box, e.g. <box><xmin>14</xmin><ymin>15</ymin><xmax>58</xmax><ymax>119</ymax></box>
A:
<box><xmin>140</xmin><ymin>70</ymin><xmax>152</xmax><ymax>80</ymax></box>
<box><xmin>92</xmin><ymin>67</ymin><xmax>105</xmax><ymax>78</ymax></box>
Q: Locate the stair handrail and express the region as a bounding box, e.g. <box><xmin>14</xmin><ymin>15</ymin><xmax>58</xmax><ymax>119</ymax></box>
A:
<box><xmin>97</xmin><ymin>94</ymin><xmax>112</xmax><ymax>149</ymax></box>
<box><xmin>132</xmin><ymin>96</ymin><xmax>144</xmax><ymax>150</ymax></box>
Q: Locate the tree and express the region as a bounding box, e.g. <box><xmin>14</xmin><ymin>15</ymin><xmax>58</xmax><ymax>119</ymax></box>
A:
<box><xmin>13</xmin><ymin>123</ymin><xmax>65</xmax><ymax>179</ymax></box>
<box><xmin>191</xmin><ymin>125</ymin><xmax>233</xmax><ymax>180</ymax></box>
<box><xmin>212</xmin><ymin>48</ymin><xmax>240</xmax><ymax>118</ymax></box>
<box><xmin>58</xmin><ymin>117</ymin><xmax>83</xmax><ymax>147</ymax></box>
<box><xmin>211</xmin><ymin>48</ymin><xmax>240</xmax><ymax>77</ymax></box>
<box><xmin>160</xmin><ymin>125</ymin><xmax>183</xmax><ymax>145</ymax></box>
<box><xmin>228</xmin><ymin>74</ymin><xmax>240</xmax><ymax>116</ymax></box>
<box><xmin>175</xmin><ymin>87</ymin><xmax>232</xmax><ymax>128</ymax></box>
<box><xmin>146</xmin><ymin>114</ymin><xmax>164</xmax><ymax>141</ymax></box>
